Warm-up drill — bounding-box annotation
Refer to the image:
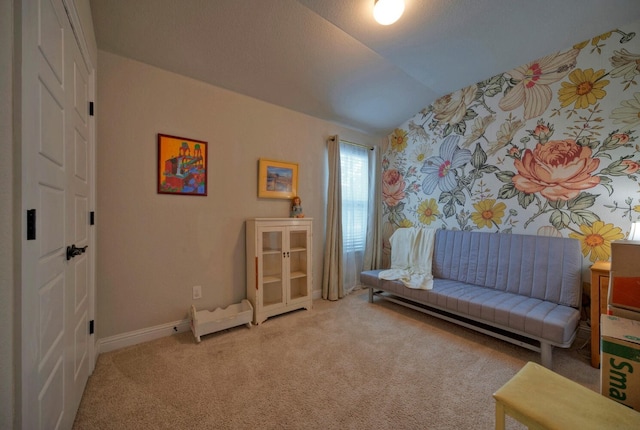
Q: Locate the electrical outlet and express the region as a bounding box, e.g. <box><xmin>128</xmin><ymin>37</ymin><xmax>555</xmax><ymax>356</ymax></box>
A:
<box><xmin>192</xmin><ymin>285</ymin><xmax>202</xmax><ymax>300</ymax></box>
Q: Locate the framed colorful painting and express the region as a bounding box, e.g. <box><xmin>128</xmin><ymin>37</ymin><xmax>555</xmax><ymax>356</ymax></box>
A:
<box><xmin>157</xmin><ymin>134</ymin><xmax>208</xmax><ymax>196</ymax></box>
<box><xmin>258</xmin><ymin>158</ymin><xmax>298</xmax><ymax>199</ymax></box>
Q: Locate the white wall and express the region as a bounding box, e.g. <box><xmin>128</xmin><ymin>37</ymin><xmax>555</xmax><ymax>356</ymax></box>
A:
<box><xmin>96</xmin><ymin>50</ymin><xmax>379</xmax><ymax>339</ymax></box>
<box><xmin>1</xmin><ymin>0</ymin><xmax>14</xmax><ymax>426</ymax></box>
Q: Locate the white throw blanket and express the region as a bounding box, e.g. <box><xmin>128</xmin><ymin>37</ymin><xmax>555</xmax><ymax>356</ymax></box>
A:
<box><xmin>378</xmin><ymin>227</ymin><xmax>436</xmax><ymax>290</ymax></box>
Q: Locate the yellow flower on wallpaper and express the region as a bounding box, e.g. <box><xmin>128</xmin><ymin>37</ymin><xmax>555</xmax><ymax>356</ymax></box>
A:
<box><xmin>398</xmin><ymin>219</ymin><xmax>414</xmax><ymax>228</ymax></box>
<box><xmin>591</xmin><ymin>32</ymin><xmax>612</xmax><ymax>46</ymax></box>
<box><xmin>558</xmin><ymin>68</ymin><xmax>609</xmax><ymax>109</ymax></box>
<box><xmin>634</xmin><ymin>205</ymin><xmax>640</xmax><ymax>213</ymax></box>
<box><xmin>470</xmin><ymin>199</ymin><xmax>507</xmax><ymax>229</ymax></box>
<box><xmin>569</xmin><ymin>221</ymin><xmax>624</xmax><ymax>262</ymax></box>
<box><xmin>391</xmin><ymin>128</ymin><xmax>408</xmax><ymax>152</ymax></box>
<box><xmin>573</xmin><ymin>31</ymin><xmax>612</xmax><ymax>50</ymax></box>
<box><xmin>417</xmin><ymin>199</ymin><xmax>440</xmax><ymax>225</ymax></box>
<box><xmin>573</xmin><ymin>40</ymin><xmax>589</xmax><ymax>50</ymax></box>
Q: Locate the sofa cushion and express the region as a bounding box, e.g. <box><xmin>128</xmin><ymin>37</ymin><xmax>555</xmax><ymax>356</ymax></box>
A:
<box><xmin>432</xmin><ymin>230</ymin><xmax>581</xmax><ymax>308</ymax></box>
<box><xmin>364</xmin><ymin>274</ymin><xmax>580</xmax><ymax>345</ymax></box>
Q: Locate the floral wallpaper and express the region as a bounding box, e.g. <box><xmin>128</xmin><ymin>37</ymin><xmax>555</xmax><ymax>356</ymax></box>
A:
<box><xmin>381</xmin><ymin>20</ymin><xmax>640</xmax><ymax>277</ymax></box>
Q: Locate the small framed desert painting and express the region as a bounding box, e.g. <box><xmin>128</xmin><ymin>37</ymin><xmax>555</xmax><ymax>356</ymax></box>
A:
<box><xmin>258</xmin><ymin>158</ymin><xmax>298</xmax><ymax>199</ymax></box>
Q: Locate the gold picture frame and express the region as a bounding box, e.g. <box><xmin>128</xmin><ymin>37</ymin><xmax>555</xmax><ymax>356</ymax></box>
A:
<box><xmin>258</xmin><ymin>158</ymin><xmax>298</xmax><ymax>199</ymax></box>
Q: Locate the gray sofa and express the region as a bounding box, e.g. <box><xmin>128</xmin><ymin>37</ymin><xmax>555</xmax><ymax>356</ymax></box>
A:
<box><xmin>361</xmin><ymin>229</ymin><xmax>582</xmax><ymax>368</ymax></box>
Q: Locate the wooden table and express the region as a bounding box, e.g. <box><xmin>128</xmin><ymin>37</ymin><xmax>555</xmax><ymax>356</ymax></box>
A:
<box><xmin>493</xmin><ymin>361</ymin><xmax>640</xmax><ymax>429</ymax></box>
<box><xmin>590</xmin><ymin>260</ymin><xmax>611</xmax><ymax>368</ymax></box>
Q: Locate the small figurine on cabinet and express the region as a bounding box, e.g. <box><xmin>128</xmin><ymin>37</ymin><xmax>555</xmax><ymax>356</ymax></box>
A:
<box><xmin>290</xmin><ymin>196</ymin><xmax>304</xmax><ymax>218</ymax></box>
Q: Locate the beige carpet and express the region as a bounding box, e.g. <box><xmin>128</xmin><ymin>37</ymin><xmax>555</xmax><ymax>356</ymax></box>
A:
<box><xmin>73</xmin><ymin>289</ymin><xmax>598</xmax><ymax>429</ymax></box>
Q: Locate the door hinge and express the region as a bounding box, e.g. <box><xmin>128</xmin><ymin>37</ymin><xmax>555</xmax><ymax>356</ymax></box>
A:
<box><xmin>89</xmin><ymin>101</ymin><xmax>94</xmax><ymax>116</ymax></box>
<box><xmin>89</xmin><ymin>320</ymin><xmax>95</xmax><ymax>335</ymax></box>
<box><xmin>90</xmin><ymin>211</ymin><xmax>95</xmax><ymax>225</ymax></box>
<box><xmin>27</xmin><ymin>209</ymin><xmax>36</xmax><ymax>240</ymax></box>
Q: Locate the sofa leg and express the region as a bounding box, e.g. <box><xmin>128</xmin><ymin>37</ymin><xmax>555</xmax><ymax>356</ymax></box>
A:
<box><xmin>368</xmin><ymin>287</ymin><xmax>374</xmax><ymax>303</ymax></box>
<box><xmin>541</xmin><ymin>343</ymin><xmax>553</xmax><ymax>368</ymax></box>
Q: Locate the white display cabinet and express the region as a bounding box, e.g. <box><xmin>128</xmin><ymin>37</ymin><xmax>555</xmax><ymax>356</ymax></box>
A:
<box><xmin>246</xmin><ymin>218</ymin><xmax>313</xmax><ymax>324</ymax></box>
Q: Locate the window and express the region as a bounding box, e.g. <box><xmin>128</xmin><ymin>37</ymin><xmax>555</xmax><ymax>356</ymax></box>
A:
<box><xmin>340</xmin><ymin>142</ymin><xmax>369</xmax><ymax>254</ymax></box>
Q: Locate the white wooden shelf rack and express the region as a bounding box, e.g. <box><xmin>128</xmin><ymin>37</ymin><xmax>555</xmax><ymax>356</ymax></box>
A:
<box><xmin>190</xmin><ymin>300</ymin><xmax>253</xmax><ymax>343</ymax></box>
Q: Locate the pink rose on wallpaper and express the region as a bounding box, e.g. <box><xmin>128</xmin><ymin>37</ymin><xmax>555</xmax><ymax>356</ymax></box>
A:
<box><xmin>531</xmin><ymin>121</ymin><xmax>554</xmax><ymax>144</ymax></box>
<box><xmin>611</xmin><ymin>133</ymin><xmax>630</xmax><ymax>145</ymax></box>
<box><xmin>621</xmin><ymin>160</ymin><xmax>640</xmax><ymax>174</ymax></box>
<box><xmin>512</xmin><ymin>139</ymin><xmax>600</xmax><ymax>201</ymax></box>
<box><xmin>382</xmin><ymin>169</ymin><xmax>406</xmax><ymax>206</ymax></box>
<box><xmin>507</xmin><ymin>146</ymin><xmax>521</xmax><ymax>159</ymax></box>
<box><xmin>533</xmin><ymin>123</ymin><xmax>550</xmax><ymax>136</ymax></box>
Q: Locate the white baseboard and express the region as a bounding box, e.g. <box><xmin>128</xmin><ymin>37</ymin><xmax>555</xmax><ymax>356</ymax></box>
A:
<box><xmin>97</xmin><ymin>318</ymin><xmax>191</xmax><ymax>354</ymax></box>
<box><xmin>98</xmin><ymin>293</ymin><xmax>324</xmax><ymax>354</ymax></box>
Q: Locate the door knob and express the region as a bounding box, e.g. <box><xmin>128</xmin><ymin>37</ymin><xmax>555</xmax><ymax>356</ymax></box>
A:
<box><xmin>66</xmin><ymin>244</ymin><xmax>88</xmax><ymax>261</ymax></box>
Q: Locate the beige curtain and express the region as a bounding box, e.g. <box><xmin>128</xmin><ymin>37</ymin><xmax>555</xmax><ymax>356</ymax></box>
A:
<box><xmin>322</xmin><ymin>135</ymin><xmax>344</xmax><ymax>300</ymax></box>
<box><xmin>363</xmin><ymin>147</ymin><xmax>382</xmax><ymax>270</ymax></box>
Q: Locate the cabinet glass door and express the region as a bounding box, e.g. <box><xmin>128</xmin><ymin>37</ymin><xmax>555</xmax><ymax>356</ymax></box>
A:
<box><xmin>288</xmin><ymin>227</ymin><xmax>309</xmax><ymax>302</ymax></box>
<box><xmin>260</xmin><ymin>229</ymin><xmax>284</xmax><ymax>307</ymax></box>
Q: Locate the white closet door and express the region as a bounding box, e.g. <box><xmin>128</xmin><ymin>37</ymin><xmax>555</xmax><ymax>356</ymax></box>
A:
<box><xmin>21</xmin><ymin>0</ymin><xmax>94</xmax><ymax>428</ymax></box>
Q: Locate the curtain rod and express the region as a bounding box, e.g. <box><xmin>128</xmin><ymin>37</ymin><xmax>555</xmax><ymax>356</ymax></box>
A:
<box><xmin>330</xmin><ymin>136</ymin><xmax>374</xmax><ymax>151</ymax></box>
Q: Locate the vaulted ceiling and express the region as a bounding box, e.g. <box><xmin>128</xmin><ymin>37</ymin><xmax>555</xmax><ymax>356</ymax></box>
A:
<box><xmin>90</xmin><ymin>0</ymin><xmax>640</xmax><ymax>136</ymax></box>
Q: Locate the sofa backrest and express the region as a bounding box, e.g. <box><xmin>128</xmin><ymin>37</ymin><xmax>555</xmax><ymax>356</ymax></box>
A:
<box><xmin>432</xmin><ymin>230</ymin><xmax>581</xmax><ymax>308</ymax></box>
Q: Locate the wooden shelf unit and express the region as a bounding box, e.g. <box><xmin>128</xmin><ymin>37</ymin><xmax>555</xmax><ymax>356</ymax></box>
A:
<box><xmin>246</xmin><ymin>218</ymin><xmax>313</xmax><ymax>325</ymax></box>
<box><xmin>590</xmin><ymin>260</ymin><xmax>611</xmax><ymax>368</ymax></box>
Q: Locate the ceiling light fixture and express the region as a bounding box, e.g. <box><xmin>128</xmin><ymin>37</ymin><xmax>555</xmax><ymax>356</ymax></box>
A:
<box><xmin>373</xmin><ymin>0</ymin><xmax>405</xmax><ymax>26</ymax></box>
